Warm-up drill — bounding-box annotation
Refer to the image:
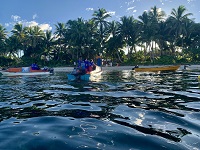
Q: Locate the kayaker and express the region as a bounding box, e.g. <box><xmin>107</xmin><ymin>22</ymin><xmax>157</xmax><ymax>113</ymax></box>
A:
<box><xmin>85</xmin><ymin>58</ymin><xmax>90</xmax><ymax>73</ymax></box>
<box><xmin>132</xmin><ymin>65</ymin><xmax>139</xmax><ymax>70</ymax></box>
<box><xmin>80</xmin><ymin>59</ymin><xmax>86</xmax><ymax>74</ymax></box>
<box><xmin>96</xmin><ymin>54</ymin><xmax>102</xmax><ymax>70</ymax></box>
<box><xmin>77</xmin><ymin>57</ymin><xmax>82</xmax><ymax>68</ymax></box>
<box><xmin>89</xmin><ymin>59</ymin><xmax>95</xmax><ymax>71</ymax></box>
<box><xmin>72</xmin><ymin>58</ymin><xmax>86</xmax><ymax>75</ymax></box>
<box><xmin>31</xmin><ymin>62</ymin><xmax>40</xmax><ymax>70</ymax></box>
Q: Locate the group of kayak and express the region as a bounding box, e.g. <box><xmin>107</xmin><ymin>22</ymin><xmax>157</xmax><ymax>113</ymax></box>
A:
<box><xmin>71</xmin><ymin>55</ymin><xmax>102</xmax><ymax>76</ymax></box>
<box><xmin>0</xmin><ymin>55</ymin><xmax>102</xmax><ymax>80</ymax></box>
<box><xmin>0</xmin><ymin>61</ymin><xmax>54</xmax><ymax>76</ymax></box>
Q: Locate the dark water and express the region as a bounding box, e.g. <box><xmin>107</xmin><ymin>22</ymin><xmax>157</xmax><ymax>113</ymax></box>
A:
<box><xmin>0</xmin><ymin>70</ymin><xmax>200</xmax><ymax>150</ymax></box>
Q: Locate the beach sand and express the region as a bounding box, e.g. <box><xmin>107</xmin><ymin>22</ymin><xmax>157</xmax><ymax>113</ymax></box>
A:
<box><xmin>54</xmin><ymin>66</ymin><xmax>134</xmax><ymax>72</ymax></box>
<box><xmin>53</xmin><ymin>65</ymin><xmax>200</xmax><ymax>72</ymax></box>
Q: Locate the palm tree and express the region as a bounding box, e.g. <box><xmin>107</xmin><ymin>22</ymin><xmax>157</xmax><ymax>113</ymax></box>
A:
<box><xmin>188</xmin><ymin>22</ymin><xmax>200</xmax><ymax>49</ymax></box>
<box><xmin>106</xmin><ymin>21</ymin><xmax>124</xmax><ymax>62</ymax></box>
<box><xmin>166</xmin><ymin>5</ymin><xmax>193</xmax><ymax>54</ymax></box>
<box><xmin>43</xmin><ymin>30</ymin><xmax>54</xmax><ymax>51</ymax></box>
<box><xmin>138</xmin><ymin>11</ymin><xmax>152</xmax><ymax>61</ymax></box>
<box><xmin>11</xmin><ymin>23</ymin><xmax>26</xmax><ymax>39</ymax></box>
<box><xmin>42</xmin><ymin>30</ymin><xmax>55</xmax><ymax>63</ymax></box>
<box><xmin>0</xmin><ymin>24</ymin><xmax>7</xmax><ymax>40</ymax></box>
<box><xmin>11</xmin><ymin>23</ymin><xmax>27</xmax><ymax>51</ymax></box>
<box><xmin>55</xmin><ymin>22</ymin><xmax>66</xmax><ymax>38</ymax></box>
<box><xmin>156</xmin><ymin>21</ymin><xmax>170</xmax><ymax>56</ymax></box>
<box><xmin>66</xmin><ymin>18</ymin><xmax>99</xmax><ymax>60</ymax></box>
<box><xmin>92</xmin><ymin>8</ymin><xmax>111</xmax><ymax>53</ymax></box>
<box><xmin>0</xmin><ymin>24</ymin><xmax>7</xmax><ymax>56</ymax></box>
<box><xmin>82</xmin><ymin>19</ymin><xmax>99</xmax><ymax>59</ymax></box>
<box><xmin>138</xmin><ymin>7</ymin><xmax>166</xmax><ymax>62</ymax></box>
<box><xmin>149</xmin><ymin>6</ymin><xmax>166</xmax><ymax>23</ymax></box>
<box><xmin>128</xmin><ymin>20</ymin><xmax>141</xmax><ymax>55</ymax></box>
<box><xmin>54</xmin><ymin>22</ymin><xmax>66</xmax><ymax>61</ymax></box>
<box><xmin>5</xmin><ymin>36</ymin><xmax>20</xmax><ymax>58</ymax></box>
<box><xmin>148</xmin><ymin>6</ymin><xmax>166</xmax><ymax>58</ymax></box>
<box><xmin>66</xmin><ymin>18</ymin><xmax>87</xmax><ymax>58</ymax></box>
<box><xmin>118</xmin><ymin>16</ymin><xmax>137</xmax><ymax>59</ymax></box>
<box><xmin>25</xmin><ymin>26</ymin><xmax>44</xmax><ymax>58</ymax></box>
<box><xmin>182</xmin><ymin>22</ymin><xmax>200</xmax><ymax>61</ymax></box>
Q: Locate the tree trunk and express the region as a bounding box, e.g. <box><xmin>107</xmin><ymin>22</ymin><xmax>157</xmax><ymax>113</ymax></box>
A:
<box><xmin>116</xmin><ymin>50</ymin><xmax>122</xmax><ymax>63</ymax></box>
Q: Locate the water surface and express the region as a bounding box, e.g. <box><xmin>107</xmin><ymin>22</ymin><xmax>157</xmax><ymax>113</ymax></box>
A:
<box><xmin>0</xmin><ymin>70</ymin><xmax>200</xmax><ymax>149</ymax></box>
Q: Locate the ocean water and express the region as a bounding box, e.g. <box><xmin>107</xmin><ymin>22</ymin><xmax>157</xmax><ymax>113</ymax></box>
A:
<box><xmin>0</xmin><ymin>70</ymin><xmax>200</xmax><ymax>150</ymax></box>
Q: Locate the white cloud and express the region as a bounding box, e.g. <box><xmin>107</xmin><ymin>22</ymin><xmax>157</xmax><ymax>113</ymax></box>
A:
<box><xmin>125</xmin><ymin>0</ymin><xmax>135</xmax><ymax>6</ymax></box>
<box><xmin>8</xmin><ymin>15</ymin><xmax>52</xmax><ymax>31</ymax></box>
<box><xmin>24</xmin><ymin>21</ymin><xmax>52</xmax><ymax>31</ymax></box>
<box><xmin>11</xmin><ymin>15</ymin><xmax>21</xmax><ymax>21</ymax></box>
<box><xmin>107</xmin><ymin>11</ymin><xmax>115</xmax><ymax>16</ymax></box>
<box><xmin>127</xmin><ymin>6</ymin><xmax>135</xmax><ymax>11</ymax></box>
<box><xmin>5</xmin><ymin>23</ymin><xmax>10</xmax><ymax>27</ymax></box>
<box><xmin>39</xmin><ymin>23</ymin><xmax>52</xmax><ymax>31</ymax></box>
<box><xmin>86</xmin><ymin>8</ymin><xmax>94</xmax><ymax>11</ymax></box>
<box><xmin>127</xmin><ymin>6</ymin><xmax>137</xmax><ymax>13</ymax></box>
<box><xmin>157</xmin><ymin>8</ymin><xmax>162</xmax><ymax>13</ymax></box>
<box><xmin>187</xmin><ymin>0</ymin><xmax>195</xmax><ymax>3</ymax></box>
<box><xmin>33</xmin><ymin>14</ymin><xmax>38</xmax><ymax>20</ymax></box>
<box><xmin>133</xmin><ymin>10</ymin><xmax>137</xmax><ymax>13</ymax></box>
<box><xmin>115</xmin><ymin>15</ymin><xmax>122</xmax><ymax>20</ymax></box>
<box><xmin>125</xmin><ymin>0</ymin><xmax>141</xmax><ymax>6</ymax></box>
<box><xmin>24</xmin><ymin>21</ymin><xmax>38</xmax><ymax>27</ymax></box>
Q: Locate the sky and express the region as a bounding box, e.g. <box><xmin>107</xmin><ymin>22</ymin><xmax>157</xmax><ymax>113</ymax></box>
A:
<box><xmin>0</xmin><ymin>0</ymin><xmax>200</xmax><ymax>33</ymax></box>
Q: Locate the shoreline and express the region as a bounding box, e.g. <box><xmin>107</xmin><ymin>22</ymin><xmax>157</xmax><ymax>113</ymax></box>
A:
<box><xmin>53</xmin><ymin>66</ymin><xmax>135</xmax><ymax>72</ymax></box>
<box><xmin>53</xmin><ymin>65</ymin><xmax>200</xmax><ymax>72</ymax></box>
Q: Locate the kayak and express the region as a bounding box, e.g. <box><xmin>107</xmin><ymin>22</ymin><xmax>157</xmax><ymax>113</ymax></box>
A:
<box><xmin>0</xmin><ymin>67</ymin><xmax>54</xmax><ymax>76</ymax></box>
<box><xmin>132</xmin><ymin>65</ymin><xmax>180</xmax><ymax>72</ymax></box>
<box><xmin>67</xmin><ymin>73</ymin><xmax>90</xmax><ymax>81</ymax></box>
<box><xmin>67</xmin><ymin>66</ymin><xmax>102</xmax><ymax>81</ymax></box>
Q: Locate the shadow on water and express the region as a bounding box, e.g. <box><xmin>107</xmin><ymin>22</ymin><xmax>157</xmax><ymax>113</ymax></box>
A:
<box><xmin>0</xmin><ymin>70</ymin><xmax>200</xmax><ymax>149</ymax></box>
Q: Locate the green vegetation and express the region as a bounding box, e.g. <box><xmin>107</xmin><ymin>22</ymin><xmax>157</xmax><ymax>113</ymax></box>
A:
<box><xmin>0</xmin><ymin>5</ymin><xmax>200</xmax><ymax>67</ymax></box>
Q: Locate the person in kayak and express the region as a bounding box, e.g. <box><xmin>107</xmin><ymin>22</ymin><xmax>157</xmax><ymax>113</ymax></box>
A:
<box><xmin>96</xmin><ymin>54</ymin><xmax>102</xmax><ymax>70</ymax></box>
<box><xmin>31</xmin><ymin>62</ymin><xmax>40</xmax><ymax>70</ymax></box>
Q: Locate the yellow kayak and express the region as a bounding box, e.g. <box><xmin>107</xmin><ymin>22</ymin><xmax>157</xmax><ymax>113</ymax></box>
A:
<box><xmin>133</xmin><ymin>65</ymin><xmax>180</xmax><ymax>72</ymax></box>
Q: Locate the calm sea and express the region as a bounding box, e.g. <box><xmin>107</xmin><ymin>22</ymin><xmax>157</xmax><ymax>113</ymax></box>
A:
<box><xmin>0</xmin><ymin>70</ymin><xmax>200</xmax><ymax>150</ymax></box>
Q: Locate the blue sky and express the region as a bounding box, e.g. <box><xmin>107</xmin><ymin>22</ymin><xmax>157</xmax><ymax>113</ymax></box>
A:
<box><xmin>0</xmin><ymin>0</ymin><xmax>199</xmax><ymax>32</ymax></box>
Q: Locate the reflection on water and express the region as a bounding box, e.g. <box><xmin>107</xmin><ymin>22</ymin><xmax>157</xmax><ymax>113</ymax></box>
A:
<box><xmin>0</xmin><ymin>70</ymin><xmax>200</xmax><ymax>149</ymax></box>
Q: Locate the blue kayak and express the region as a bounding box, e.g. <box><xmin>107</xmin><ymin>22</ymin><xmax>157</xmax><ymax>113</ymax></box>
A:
<box><xmin>67</xmin><ymin>66</ymin><xmax>102</xmax><ymax>81</ymax></box>
<box><xmin>67</xmin><ymin>73</ymin><xmax>90</xmax><ymax>81</ymax></box>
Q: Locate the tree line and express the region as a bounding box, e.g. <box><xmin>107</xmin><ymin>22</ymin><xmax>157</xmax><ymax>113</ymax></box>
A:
<box><xmin>0</xmin><ymin>5</ymin><xmax>200</xmax><ymax>67</ymax></box>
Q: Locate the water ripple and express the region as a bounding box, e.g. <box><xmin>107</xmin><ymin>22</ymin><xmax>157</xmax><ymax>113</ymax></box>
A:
<box><xmin>0</xmin><ymin>71</ymin><xmax>200</xmax><ymax>149</ymax></box>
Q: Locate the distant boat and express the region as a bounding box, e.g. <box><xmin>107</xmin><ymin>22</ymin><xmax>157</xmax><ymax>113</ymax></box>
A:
<box><xmin>0</xmin><ymin>67</ymin><xmax>54</xmax><ymax>76</ymax></box>
<box><xmin>132</xmin><ymin>65</ymin><xmax>180</xmax><ymax>72</ymax></box>
<box><xmin>67</xmin><ymin>66</ymin><xmax>102</xmax><ymax>81</ymax></box>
